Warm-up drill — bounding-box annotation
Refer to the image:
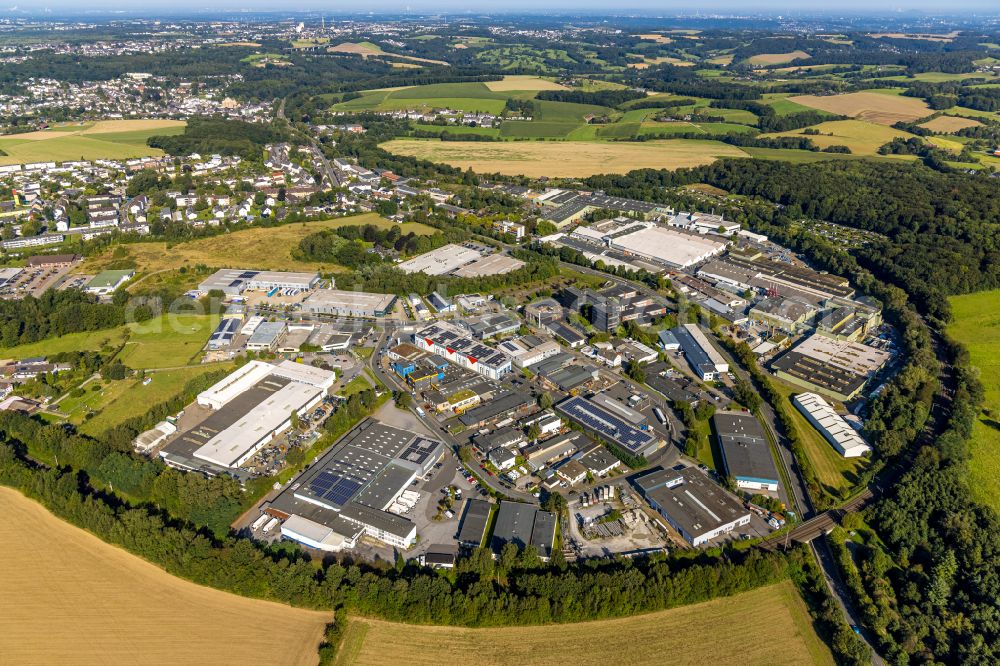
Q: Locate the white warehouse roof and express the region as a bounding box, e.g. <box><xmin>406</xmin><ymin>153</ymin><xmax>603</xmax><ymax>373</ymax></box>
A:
<box><xmin>793</xmin><ymin>392</ymin><xmax>871</xmax><ymax>458</ymax></box>
<box><xmin>197</xmin><ymin>360</ymin><xmax>274</xmax><ymax>410</ymax></box>
<box><xmin>271</xmin><ymin>360</ymin><xmax>336</xmax><ymax>390</ymax></box>
<box><xmin>193</xmin><ymin>381</ymin><xmax>322</xmax><ymax>468</ymax></box>
<box><xmin>610</xmin><ymin>225</ymin><xmax>727</xmax><ymax>268</ymax></box>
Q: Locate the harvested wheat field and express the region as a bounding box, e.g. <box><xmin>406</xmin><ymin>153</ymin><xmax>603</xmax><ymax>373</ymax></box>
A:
<box><xmin>485</xmin><ymin>75</ymin><xmax>568</xmax><ymax>91</ymax></box>
<box><xmin>0</xmin><ymin>487</ymin><xmax>330</xmax><ymax>666</ymax></box>
<box><xmin>8</xmin><ymin>119</ymin><xmax>184</xmax><ymax>141</ymax></box>
<box><xmin>747</xmin><ymin>50</ymin><xmax>811</xmax><ymax>65</ymax></box>
<box><xmin>919</xmin><ymin>115</ymin><xmax>983</xmax><ymax>133</ymax></box>
<box><xmin>634</xmin><ymin>33</ymin><xmax>673</xmax><ymax>43</ymax></box>
<box><xmin>764</xmin><ymin>119</ymin><xmax>916</xmax><ymax>156</ymax></box>
<box><xmin>335</xmin><ymin>580</ymin><xmax>833</xmax><ymax>666</ymax></box>
<box><xmin>789</xmin><ymin>91</ymin><xmax>930</xmax><ymax>125</ymax></box>
<box><xmin>381</xmin><ymin>138</ymin><xmax>747</xmax><ymax>177</ymax></box>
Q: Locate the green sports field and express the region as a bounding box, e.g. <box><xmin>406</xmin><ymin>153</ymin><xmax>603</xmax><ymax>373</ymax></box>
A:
<box><xmin>948</xmin><ymin>289</ymin><xmax>1000</xmax><ymax>513</ymax></box>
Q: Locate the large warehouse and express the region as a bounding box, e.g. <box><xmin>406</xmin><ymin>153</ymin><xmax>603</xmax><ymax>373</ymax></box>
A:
<box><xmin>793</xmin><ymin>392</ymin><xmax>872</xmax><ymax>458</ymax></box>
<box><xmin>161</xmin><ymin>361</ymin><xmax>335</xmax><ymax>474</ymax></box>
<box><xmin>267</xmin><ymin>420</ymin><xmax>446</xmax><ymax>550</ymax></box>
<box><xmin>713</xmin><ymin>412</ymin><xmax>780</xmax><ymax>492</ymax></box>
<box><xmin>635</xmin><ymin>467</ymin><xmax>751</xmax><ymax>546</ymax></box>
<box><xmin>608</xmin><ymin>224</ymin><xmax>727</xmax><ymax>269</ymax></box>
<box><xmin>301</xmin><ymin>288</ymin><xmax>397</xmax><ymax>318</ymax></box>
<box><xmin>672</xmin><ymin>323</ymin><xmax>729</xmax><ymax>381</ymax></box>
<box><xmin>771</xmin><ymin>334</ymin><xmax>890</xmax><ymax>402</ymax></box>
<box><xmin>198</xmin><ymin>268</ymin><xmax>320</xmax><ymax>296</ymax></box>
<box><xmin>413</xmin><ymin>322</ymin><xmax>512</xmax><ymax>380</ymax></box>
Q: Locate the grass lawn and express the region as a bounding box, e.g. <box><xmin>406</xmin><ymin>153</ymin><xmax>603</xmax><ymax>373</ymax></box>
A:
<box><xmin>334</xmin><ymin>580</ymin><xmax>833</xmax><ymax>666</ymax></box>
<box><xmin>771</xmin><ymin>378</ymin><xmax>867</xmax><ymax>496</ymax></box>
<box><xmin>77</xmin><ymin>364</ymin><xmax>232</xmax><ymax>435</ymax></box>
<box><xmin>115</xmin><ymin>313</ymin><xmax>219</xmax><ymax>369</ymax></box>
<box><xmin>339</xmin><ymin>374</ymin><xmax>374</xmax><ymax>397</ymax></box>
<box><xmin>0</xmin><ymin>327</ymin><xmax>129</xmax><ymax>361</ymax></box>
<box><xmin>947</xmin><ymin>289</ymin><xmax>1000</xmax><ymax>513</ymax></box>
<box><xmin>81</xmin><ymin>213</ymin><xmax>429</xmax><ymax>275</ymax></box>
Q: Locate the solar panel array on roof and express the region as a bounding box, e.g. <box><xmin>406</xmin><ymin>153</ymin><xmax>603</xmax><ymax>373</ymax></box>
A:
<box><xmin>208</xmin><ymin>317</ymin><xmax>241</xmax><ymax>348</ymax></box>
<box><xmin>238</xmin><ymin>271</ymin><xmax>259</xmax><ymax>279</ymax></box>
<box><xmin>556</xmin><ymin>395</ymin><xmax>657</xmax><ymax>453</ymax></box>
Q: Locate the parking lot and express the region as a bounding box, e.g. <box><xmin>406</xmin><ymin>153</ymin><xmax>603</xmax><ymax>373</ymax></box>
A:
<box><xmin>0</xmin><ymin>262</ymin><xmax>79</xmax><ymax>299</ymax></box>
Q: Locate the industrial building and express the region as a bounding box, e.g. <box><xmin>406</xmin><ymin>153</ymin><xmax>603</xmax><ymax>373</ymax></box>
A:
<box><xmin>635</xmin><ymin>467</ymin><xmax>751</xmax><ymax>546</ymax></box>
<box><xmin>457</xmin><ymin>499</ymin><xmax>492</xmax><ymax>547</ymax></box>
<box><xmin>268</xmin><ymin>420</ymin><xmax>445</xmax><ymax>550</ymax></box>
<box><xmin>497</xmin><ymin>335</ymin><xmax>562</xmax><ymax>368</ymax></box>
<box><xmin>556</xmin><ymin>395</ymin><xmax>662</xmax><ymax>458</ymax></box>
<box><xmin>413</xmin><ymin>322</ymin><xmax>511</xmax><ymax>380</ymax></box>
<box><xmin>458</xmin><ymin>391</ymin><xmax>534</xmax><ymax>428</ymax></box>
<box><xmin>523</xmin><ymin>431</ymin><xmax>587</xmax><ymax>469</ymax></box>
<box><xmin>793</xmin><ymin>393</ymin><xmax>872</xmax><ymax>458</ymax></box>
<box><xmin>713</xmin><ymin>412</ymin><xmax>780</xmax><ymax>492</ymax></box>
<box><xmin>451</xmin><ymin>254</ymin><xmax>525</xmax><ymax>277</ymax></box>
<box><xmin>672</xmin><ymin>324</ymin><xmax>729</xmax><ymax>381</ymax></box>
<box><xmin>603</xmin><ymin>223</ymin><xmax>727</xmax><ymax>269</ymax></box>
<box><xmin>771</xmin><ymin>334</ymin><xmax>890</xmax><ymax>402</ymax></box>
<box><xmin>85</xmin><ymin>269</ymin><xmax>134</xmax><ymax>295</ymax></box>
<box><xmin>301</xmin><ymin>288</ymin><xmax>397</xmax><ymax>318</ymax></box>
<box><xmin>397</xmin><ymin>243</ymin><xmax>483</xmax><ymax>275</ymax></box>
<box><xmin>469</xmin><ymin>313</ymin><xmax>520</xmax><ymax>340</ymax></box>
<box><xmin>207</xmin><ymin>317</ymin><xmax>241</xmax><ymax>350</ymax></box>
<box><xmin>246</xmin><ymin>321</ymin><xmax>287</xmax><ymax>352</ymax></box>
<box><xmin>561</xmin><ymin>285</ymin><xmax>668</xmax><ymax>333</ymax></box>
<box><xmin>491</xmin><ymin>501</ymin><xmax>557</xmax><ymax>559</ymax></box>
<box><xmin>161</xmin><ymin>361</ymin><xmax>334</xmax><ymax>474</ymax></box>
<box><xmin>197</xmin><ymin>268</ymin><xmax>320</xmax><ymax>296</ymax></box>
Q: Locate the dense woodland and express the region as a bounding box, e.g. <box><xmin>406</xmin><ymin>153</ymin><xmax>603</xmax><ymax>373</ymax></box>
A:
<box><xmin>147</xmin><ymin>118</ymin><xmax>289</xmax><ymax>161</ymax></box>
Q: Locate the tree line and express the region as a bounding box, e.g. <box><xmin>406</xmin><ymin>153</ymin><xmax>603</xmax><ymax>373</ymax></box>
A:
<box><xmin>0</xmin><ymin>288</ymin><xmax>151</xmax><ymax>349</ymax></box>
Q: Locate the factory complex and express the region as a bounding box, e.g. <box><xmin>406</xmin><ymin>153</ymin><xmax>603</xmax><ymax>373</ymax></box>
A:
<box><xmin>267</xmin><ymin>420</ymin><xmax>446</xmax><ymax>551</ymax></box>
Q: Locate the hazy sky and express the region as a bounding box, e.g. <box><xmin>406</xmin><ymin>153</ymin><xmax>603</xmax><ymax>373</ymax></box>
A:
<box><xmin>16</xmin><ymin>1</ymin><xmax>1000</xmax><ymax>14</ymax></box>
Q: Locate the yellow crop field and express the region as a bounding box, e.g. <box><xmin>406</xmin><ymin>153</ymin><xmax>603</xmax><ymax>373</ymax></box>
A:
<box><xmin>380</xmin><ymin>138</ymin><xmax>748</xmax><ymax>177</ymax></box>
<box><xmin>919</xmin><ymin>115</ymin><xmax>983</xmax><ymax>133</ymax></box>
<box><xmin>335</xmin><ymin>581</ymin><xmax>833</xmax><ymax>666</ymax></box>
<box><xmin>0</xmin><ymin>487</ymin><xmax>330</xmax><ymax>666</ymax></box>
<box><xmin>81</xmin><ymin>213</ymin><xmax>435</xmax><ymax>275</ymax></box>
<box><xmin>634</xmin><ymin>33</ymin><xmax>674</xmax><ymax>43</ymax></box>
<box><xmin>747</xmin><ymin>50</ymin><xmax>811</xmax><ymax>65</ymax></box>
<box><xmin>788</xmin><ymin>92</ymin><xmax>931</xmax><ymax>125</ymax></box>
<box><xmin>484</xmin><ymin>75</ymin><xmax>568</xmax><ymax>91</ymax></box>
<box><xmin>764</xmin><ymin>119</ymin><xmax>916</xmax><ymax>156</ymax></box>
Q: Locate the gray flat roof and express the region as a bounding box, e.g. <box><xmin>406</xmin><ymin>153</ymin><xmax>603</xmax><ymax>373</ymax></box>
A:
<box><xmin>713</xmin><ymin>413</ymin><xmax>780</xmax><ymax>485</ymax></box>
<box><xmin>492</xmin><ymin>502</ymin><xmax>556</xmax><ymax>556</ymax></box>
<box><xmin>640</xmin><ymin>467</ymin><xmax>749</xmax><ymax>540</ymax></box>
<box><xmin>457</xmin><ymin>499</ymin><xmax>492</xmax><ymax>546</ymax></box>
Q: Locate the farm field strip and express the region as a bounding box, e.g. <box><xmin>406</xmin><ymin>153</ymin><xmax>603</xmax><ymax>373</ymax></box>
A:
<box><xmin>0</xmin><ymin>488</ymin><xmax>330</xmax><ymax>666</ymax></box>
<box><xmin>335</xmin><ymin>581</ymin><xmax>833</xmax><ymax>666</ymax></box>
<box><xmin>380</xmin><ymin>138</ymin><xmax>749</xmax><ymax>177</ymax></box>
<box><xmin>787</xmin><ymin>91</ymin><xmax>931</xmax><ymax>125</ymax></box>
<box><xmin>947</xmin><ymin>289</ymin><xmax>1000</xmax><ymax>513</ymax></box>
